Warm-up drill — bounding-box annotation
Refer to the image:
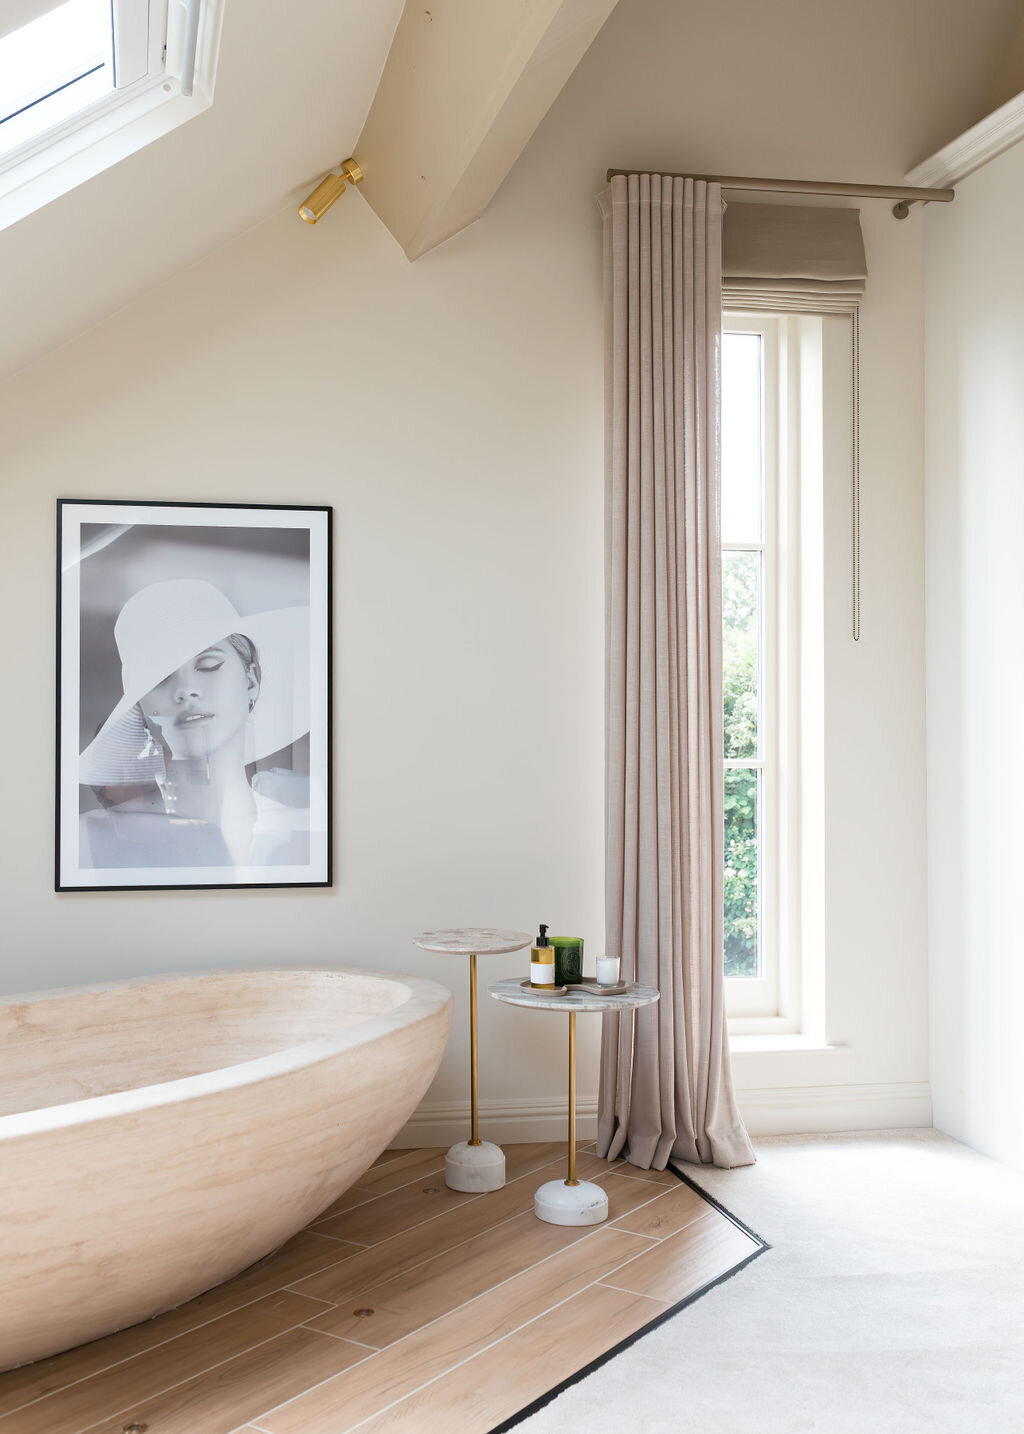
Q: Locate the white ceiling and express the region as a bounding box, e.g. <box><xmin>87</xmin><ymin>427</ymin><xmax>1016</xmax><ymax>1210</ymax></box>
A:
<box><xmin>0</xmin><ymin>0</ymin><xmax>403</xmax><ymax>380</ymax></box>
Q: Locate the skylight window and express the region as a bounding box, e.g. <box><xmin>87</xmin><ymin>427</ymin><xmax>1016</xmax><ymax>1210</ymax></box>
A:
<box><xmin>0</xmin><ymin>0</ymin><xmax>114</xmax><ymax>158</ymax></box>
<box><xmin>0</xmin><ymin>0</ymin><xmax>224</xmax><ymax>232</ymax></box>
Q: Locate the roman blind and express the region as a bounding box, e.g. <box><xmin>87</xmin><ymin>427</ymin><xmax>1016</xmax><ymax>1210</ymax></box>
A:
<box><xmin>722</xmin><ymin>202</ymin><xmax>867</xmax><ymax>313</ymax></box>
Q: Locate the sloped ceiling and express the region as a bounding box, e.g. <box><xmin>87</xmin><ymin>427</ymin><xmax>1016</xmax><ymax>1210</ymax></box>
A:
<box><xmin>3</xmin><ymin>0</ymin><xmax>1024</xmax><ymax>384</ymax></box>
<box><xmin>0</xmin><ymin>0</ymin><xmax>404</xmax><ymax>381</ymax></box>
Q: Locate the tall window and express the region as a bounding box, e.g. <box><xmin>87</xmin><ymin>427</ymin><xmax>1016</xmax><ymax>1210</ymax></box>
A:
<box><xmin>721</xmin><ymin>315</ymin><xmax>824</xmax><ymax>1030</ymax></box>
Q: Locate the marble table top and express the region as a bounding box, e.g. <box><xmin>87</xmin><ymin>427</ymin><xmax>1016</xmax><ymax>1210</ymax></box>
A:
<box><xmin>413</xmin><ymin>928</ymin><xmax>534</xmax><ymax>956</ymax></box>
<box><xmin>488</xmin><ymin>976</ymin><xmax>661</xmax><ymax>1013</ymax></box>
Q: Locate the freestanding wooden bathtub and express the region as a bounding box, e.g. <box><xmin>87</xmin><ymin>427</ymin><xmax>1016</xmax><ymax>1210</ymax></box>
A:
<box><xmin>0</xmin><ymin>967</ymin><xmax>452</xmax><ymax>1372</ymax></box>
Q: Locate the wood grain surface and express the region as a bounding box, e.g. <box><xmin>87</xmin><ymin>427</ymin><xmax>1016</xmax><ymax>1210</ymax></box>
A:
<box><xmin>0</xmin><ymin>1143</ymin><xmax>762</xmax><ymax>1434</ymax></box>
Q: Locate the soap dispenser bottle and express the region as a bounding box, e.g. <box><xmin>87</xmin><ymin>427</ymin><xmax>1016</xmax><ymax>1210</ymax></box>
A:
<box><xmin>530</xmin><ymin>924</ymin><xmax>555</xmax><ymax>990</ymax></box>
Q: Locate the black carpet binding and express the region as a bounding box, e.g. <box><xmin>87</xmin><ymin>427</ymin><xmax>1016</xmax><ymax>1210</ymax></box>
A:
<box><xmin>487</xmin><ymin>1161</ymin><xmax>771</xmax><ymax>1434</ymax></box>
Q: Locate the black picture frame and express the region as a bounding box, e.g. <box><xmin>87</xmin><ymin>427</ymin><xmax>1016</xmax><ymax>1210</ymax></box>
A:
<box><xmin>56</xmin><ymin>499</ymin><xmax>332</xmax><ymax>892</ymax></box>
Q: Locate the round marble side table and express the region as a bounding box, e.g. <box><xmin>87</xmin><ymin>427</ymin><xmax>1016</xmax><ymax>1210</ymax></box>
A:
<box><xmin>414</xmin><ymin>928</ymin><xmax>533</xmax><ymax>1193</ymax></box>
<box><xmin>489</xmin><ymin>976</ymin><xmax>660</xmax><ymax>1225</ymax></box>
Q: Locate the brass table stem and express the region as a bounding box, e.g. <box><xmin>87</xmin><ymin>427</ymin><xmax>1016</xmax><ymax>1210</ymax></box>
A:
<box><xmin>566</xmin><ymin>1010</ymin><xmax>578</xmax><ymax>1185</ymax></box>
<box><xmin>469</xmin><ymin>952</ymin><xmax>481</xmax><ymax>1146</ymax></box>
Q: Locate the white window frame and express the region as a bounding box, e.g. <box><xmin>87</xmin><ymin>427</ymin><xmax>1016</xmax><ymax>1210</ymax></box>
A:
<box><xmin>724</xmin><ymin>313</ymin><xmax>824</xmax><ymax>1036</ymax></box>
<box><xmin>0</xmin><ymin>0</ymin><xmax>224</xmax><ymax>233</ymax></box>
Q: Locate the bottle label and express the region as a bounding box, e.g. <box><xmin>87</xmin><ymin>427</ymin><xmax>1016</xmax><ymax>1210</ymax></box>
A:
<box><xmin>530</xmin><ymin>961</ymin><xmax>555</xmax><ymax>986</ymax></box>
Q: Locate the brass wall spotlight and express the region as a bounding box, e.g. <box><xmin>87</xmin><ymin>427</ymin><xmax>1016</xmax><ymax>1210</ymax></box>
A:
<box><xmin>298</xmin><ymin>158</ymin><xmax>364</xmax><ymax>225</ymax></box>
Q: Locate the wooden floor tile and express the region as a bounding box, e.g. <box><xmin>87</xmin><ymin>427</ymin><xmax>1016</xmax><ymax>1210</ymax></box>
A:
<box><xmin>82</xmin><ymin>1327</ymin><xmax>368</xmax><ymax>1434</ymax></box>
<box><xmin>352</xmin><ymin>1148</ymin><xmax>447</xmax><ymax>1196</ymax></box>
<box><xmin>313</xmin><ymin>1173</ymin><xmax>476</xmax><ymax>1246</ymax></box>
<box><xmin>612</xmin><ymin>1163</ymin><xmax>680</xmax><ymax>1185</ymax></box>
<box><xmin>260</xmin><ymin>1229</ymin><xmax>653</xmax><ymax>1434</ymax></box>
<box><xmin>597</xmin><ymin>1170</ymin><xmax>681</xmax><ymax>1223</ymax></box>
<box><xmin>290</xmin><ymin>1152</ymin><xmax>613</xmax><ymax>1304</ymax></box>
<box><xmin>1</xmin><ymin>1143</ymin><xmax>759</xmax><ymax>1434</ymax></box>
<box><xmin>303</xmin><ymin>1205</ymin><xmax>656</xmax><ymax>1348</ymax></box>
<box><xmin>337</xmin><ymin>1281</ymin><xmax>670</xmax><ymax>1434</ymax></box>
<box><xmin>501</xmin><ymin>1141</ymin><xmax>566</xmax><ymax>1181</ymax></box>
<box><xmin>600</xmin><ymin>1211</ymin><xmax>759</xmax><ymax>1302</ymax></box>
<box><xmin>310</xmin><ymin>1185</ymin><xmax>378</xmax><ymax>1222</ymax></box>
<box><xmin>0</xmin><ymin>1292</ymin><xmax>328</xmax><ymax>1434</ymax></box>
<box><xmin>610</xmin><ymin>1180</ymin><xmax>712</xmax><ymax>1239</ymax></box>
<box><xmin>369</xmin><ymin>1147</ymin><xmax>405</xmax><ymax>1167</ymax></box>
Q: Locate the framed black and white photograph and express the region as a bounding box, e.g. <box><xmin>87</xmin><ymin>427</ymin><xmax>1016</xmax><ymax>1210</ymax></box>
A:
<box><xmin>56</xmin><ymin>500</ymin><xmax>332</xmax><ymax>891</ymax></box>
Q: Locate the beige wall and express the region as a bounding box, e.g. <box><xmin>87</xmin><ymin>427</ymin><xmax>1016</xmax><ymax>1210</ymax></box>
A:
<box><xmin>923</xmin><ymin>140</ymin><xmax>1024</xmax><ymax>1173</ymax></box>
<box><xmin>0</xmin><ymin>0</ymin><xmax>958</xmax><ymax>1138</ymax></box>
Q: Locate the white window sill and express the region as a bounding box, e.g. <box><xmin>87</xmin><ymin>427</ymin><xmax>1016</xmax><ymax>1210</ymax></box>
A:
<box><xmin>729</xmin><ymin>1033</ymin><xmax>846</xmax><ymax>1055</ymax></box>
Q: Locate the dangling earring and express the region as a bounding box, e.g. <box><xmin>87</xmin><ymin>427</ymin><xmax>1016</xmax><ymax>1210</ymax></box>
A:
<box><xmin>136</xmin><ymin>704</ymin><xmax>160</xmax><ymax>762</ymax></box>
<box><xmin>248</xmin><ymin>697</ymin><xmax>256</xmax><ymax>713</ymax></box>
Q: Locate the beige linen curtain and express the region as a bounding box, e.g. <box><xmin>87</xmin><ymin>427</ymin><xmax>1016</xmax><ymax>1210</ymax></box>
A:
<box><xmin>597</xmin><ymin>173</ymin><xmax>754</xmax><ymax>1169</ymax></box>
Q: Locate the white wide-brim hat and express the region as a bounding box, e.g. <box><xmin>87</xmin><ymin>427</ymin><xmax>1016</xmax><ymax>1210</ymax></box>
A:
<box><xmin>79</xmin><ymin>579</ymin><xmax>310</xmax><ymax>786</ymax></box>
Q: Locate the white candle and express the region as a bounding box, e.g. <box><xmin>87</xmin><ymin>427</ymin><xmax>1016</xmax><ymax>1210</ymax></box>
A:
<box><xmin>596</xmin><ymin>956</ymin><xmax>621</xmax><ymax>986</ymax></box>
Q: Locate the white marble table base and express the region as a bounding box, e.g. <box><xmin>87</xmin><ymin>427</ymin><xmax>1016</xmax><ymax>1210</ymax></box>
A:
<box><xmin>414</xmin><ymin>928</ymin><xmax>533</xmax><ymax>1192</ymax></box>
<box><xmin>489</xmin><ymin>976</ymin><xmax>661</xmax><ymax>1224</ymax></box>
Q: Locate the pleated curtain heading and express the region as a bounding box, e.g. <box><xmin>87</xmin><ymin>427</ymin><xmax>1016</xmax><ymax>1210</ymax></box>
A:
<box><xmin>722</xmin><ymin>200</ymin><xmax>867</xmax><ymax>314</ymax></box>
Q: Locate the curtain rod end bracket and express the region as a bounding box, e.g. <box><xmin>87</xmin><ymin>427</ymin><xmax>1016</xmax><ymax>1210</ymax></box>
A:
<box><xmin>892</xmin><ymin>199</ymin><xmax>911</xmax><ymax>219</ymax></box>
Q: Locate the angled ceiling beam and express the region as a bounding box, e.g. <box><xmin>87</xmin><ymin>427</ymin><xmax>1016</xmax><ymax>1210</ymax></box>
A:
<box><xmin>354</xmin><ymin>0</ymin><xmax>621</xmax><ymax>260</ymax></box>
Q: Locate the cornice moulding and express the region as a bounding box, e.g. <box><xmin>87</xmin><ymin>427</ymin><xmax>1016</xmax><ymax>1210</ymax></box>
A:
<box><xmin>906</xmin><ymin>90</ymin><xmax>1024</xmax><ymax>188</ymax></box>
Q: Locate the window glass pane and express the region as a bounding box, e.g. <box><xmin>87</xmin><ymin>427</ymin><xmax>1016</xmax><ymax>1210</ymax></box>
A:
<box><xmin>0</xmin><ymin>0</ymin><xmax>113</xmax><ymax>158</ymax></box>
<box><xmin>721</xmin><ymin>332</ymin><xmax>762</xmax><ymax>543</ymax></box>
<box><xmin>723</xmin><ymin>548</ymin><xmax>760</xmax><ymax>760</ymax></box>
<box><xmin>724</xmin><ymin>767</ymin><xmax>760</xmax><ymax>978</ymax></box>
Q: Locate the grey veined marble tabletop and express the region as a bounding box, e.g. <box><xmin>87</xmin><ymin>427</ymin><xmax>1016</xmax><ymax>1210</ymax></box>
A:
<box><xmin>413</xmin><ymin>928</ymin><xmax>533</xmax><ymax>956</ymax></box>
<box><xmin>488</xmin><ymin>976</ymin><xmax>660</xmax><ymax>1014</ymax></box>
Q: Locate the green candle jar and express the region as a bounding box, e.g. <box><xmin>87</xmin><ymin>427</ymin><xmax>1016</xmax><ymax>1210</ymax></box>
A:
<box><xmin>549</xmin><ymin>936</ymin><xmax>584</xmax><ymax>986</ymax></box>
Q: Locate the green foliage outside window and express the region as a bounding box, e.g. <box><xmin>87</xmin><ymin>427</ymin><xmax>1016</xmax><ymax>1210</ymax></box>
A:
<box><xmin>723</xmin><ymin>552</ymin><xmax>759</xmax><ymax>977</ymax></box>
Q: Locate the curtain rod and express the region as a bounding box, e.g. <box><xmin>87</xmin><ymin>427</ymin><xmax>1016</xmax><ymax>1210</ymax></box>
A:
<box><xmin>605</xmin><ymin>169</ymin><xmax>954</xmax><ymax>219</ymax></box>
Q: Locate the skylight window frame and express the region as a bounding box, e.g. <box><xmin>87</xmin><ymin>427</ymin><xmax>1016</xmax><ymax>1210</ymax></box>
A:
<box><xmin>112</xmin><ymin>0</ymin><xmax>161</xmax><ymax>91</ymax></box>
<box><xmin>0</xmin><ymin>0</ymin><xmax>164</xmax><ymax>169</ymax></box>
<box><xmin>0</xmin><ymin>0</ymin><xmax>224</xmax><ymax>232</ymax></box>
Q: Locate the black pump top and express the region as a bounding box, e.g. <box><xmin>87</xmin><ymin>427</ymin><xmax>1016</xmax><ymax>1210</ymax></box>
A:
<box><xmin>536</xmin><ymin>924</ymin><xmax>550</xmax><ymax>947</ymax></box>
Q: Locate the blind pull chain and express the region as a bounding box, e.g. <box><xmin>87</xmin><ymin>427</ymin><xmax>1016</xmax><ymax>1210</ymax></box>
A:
<box><xmin>852</xmin><ymin>308</ymin><xmax>861</xmax><ymax>642</ymax></box>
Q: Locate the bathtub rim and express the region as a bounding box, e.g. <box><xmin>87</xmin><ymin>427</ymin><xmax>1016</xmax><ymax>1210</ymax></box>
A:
<box><xmin>0</xmin><ymin>965</ymin><xmax>453</xmax><ymax>1142</ymax></box>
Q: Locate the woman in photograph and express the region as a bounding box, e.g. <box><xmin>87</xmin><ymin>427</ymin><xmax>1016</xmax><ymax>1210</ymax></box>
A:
<box><xmin>78</xmin><ymin>579</ymin><xmax>311</xmax><ymax>871</ymax></box>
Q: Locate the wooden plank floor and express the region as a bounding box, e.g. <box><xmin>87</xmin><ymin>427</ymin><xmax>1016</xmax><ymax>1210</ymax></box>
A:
<box><xmin>0</xmin><ymin>1143</ymin><xmax>761</xmax><ymax>1434</ymax></box>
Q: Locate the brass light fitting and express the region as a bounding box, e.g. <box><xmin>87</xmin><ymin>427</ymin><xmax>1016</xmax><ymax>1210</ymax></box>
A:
<box><xmin>298</xmin><ymin>158</ymin><xmax>364</xmax><ymax>225</ymax></box>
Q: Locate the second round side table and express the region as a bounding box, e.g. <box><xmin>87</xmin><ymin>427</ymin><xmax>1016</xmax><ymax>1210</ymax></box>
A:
<box><xmin>413</xmin><ymin>927</ymin><xmax>532</xmax><ymax>1193</ymax></box>
<box><xmin>488</xmin><ymin>975</ymin><xmax>660</xmax><ymax>1225</ymax></box>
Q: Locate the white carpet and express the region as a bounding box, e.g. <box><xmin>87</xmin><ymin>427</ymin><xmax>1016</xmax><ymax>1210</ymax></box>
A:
<box><xmin>515</xmin><ymin>1130</ymin><xmax>1024</xmax><ymax>1434</ymax></box>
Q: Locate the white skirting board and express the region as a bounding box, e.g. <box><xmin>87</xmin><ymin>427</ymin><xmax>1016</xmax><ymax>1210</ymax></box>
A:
<box><xmin>394</xmin><ymin>1081</ymin><xmax>932</xmax><ymax>1148</ymax></box>
<box><xmin>736</xmin><ymin>1080</ymin><xmax>933</xmax><ymax>1137</ymax></box>
<box><xmin>398</xmin><ymin>1097</ymin><xmax>599</xmax><ymax>1148</ymax></box>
